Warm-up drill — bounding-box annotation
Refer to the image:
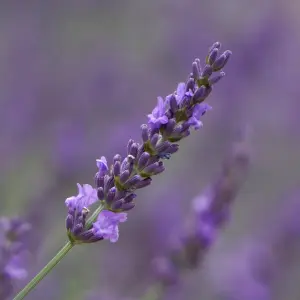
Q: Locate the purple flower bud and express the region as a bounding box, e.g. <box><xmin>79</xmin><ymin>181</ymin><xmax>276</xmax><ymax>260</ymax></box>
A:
<box><xmin>97</xmin><ymin>187</ymin><xmax>105</xmax><ymax>200</ymax></box>
<box><xmin>155</xmin><ymin>141</ymin><xmax>172</xmax><ymax>154</ymax></box>
<box><xmin>208</xmin><ymin>41</ymin><xmax>221</xmax><ymax>54</ymax></box>
<box><xmin>185</xmin><ymin>78</ymin><xmax>195</xmax><ymax>93</ymax></box>
<box><xmin>106</xmin><ymin>187</ymin><xmax>116</xmax><ymax>204</ymax></box>
<box><xmin>124</xmin><ymin>193</ymin><xmax>137</xmax><ymax>203</ymax></box>
<box><xmin>121</xmin><ymin>203</ymin><xmax>135</xmax><ymax>211</ymax></box>
<box><xmin>193</xmin><ymin>86</ymin><xmax>212</xmax><ymax>103</ymax></box>
<box><xmin>73</xmin><ymin>224</ymin><xmax>84</xmax><ymax>235</ymax></box>
<box><xmin>201</xmin><ymin>65</ymin><xmax>213</xmax><ymax>78</ymax></box>
<box><xmin>134</xmin><ymin>177</ymin><xmax>152</xmax><ymax>189</ymax></box>
<box><xmin>78</xmin><ymin>229</ymin><xmax>95</xmax><ymax>241</ymax></box>
<box><xmin>66</xmin><ymin>214</ymin><xmax>74</xmax><ymax>231</ymax></box>
<box><xmin>209</xmin><ymin>71</ymin><xmax>225</xmax><ymax>85</ymax></box>
<box><xmin>95</xmin><ymin>173</ymin><xmax>104</xmax><ymax>188</ymax></box>
<box><xmin>124</xmin><ymin>174</ymin><xmax>143</xmax><ymax>188</ymax></box>
<box><xmin>165</xmin><ymin>119</ymin><xmax>176</xmax><ymax>136</ymax></box>
<box><xmin>138</xmin><ymin>152</ymin><xmax>150</xmax><ymax>170</ymax></box>
<box><xmin>142</xmin><ymin>161</ymin><xmax>165</xmax><ymax>176</ymax></box>
<box><xmin>169</xmin><ymin>94</ymin><xmax>178</xmax><ymax>114</ymax></box>
<box><xmin>193</xmin><ymin>86</ymin><xmax>206</xmax><ymax>102</ymax></box>
<box><xmin>113</xmin><ymin>154</ymin><xmax>122</xmax><ymax>163</ymax></box>
<box><xmin>111</xmin><ymin>200</ymin><xmax>123</xmax><ymax>210</ymax></box>
<box><xmin>120</xmin><ymin>155</ymin><xmax>135</xmax><ymax>174</ymax></box>
<box><xmin>136</xmin><ymin>144</ymin><xmax>144</xmax><ymax>161</ymax></box>
<box><xmin>127</xmin><ymin>139</ymin><xmax>134</xmax><ymax>156</ymax></box>
<box><xmin>194</xmin><ymin>58</ymin><xmax>202</xmax><ymax>74</ymax></box>
<box><xmin>207</xmin><ymin>48</ymin><xmax>219</xmax><ymax>65</ymax></box>
<box><xmin>113</xmin><ymin>161</ymin><xmax>121</xmax><ymax>177</ymax></box>
<box><xmin>119</xmin><ymin>170</ymin><xmax>130</xmax><ymax>184</ymax></box>
<box><xmin>212</xmin><ymin>50</ymin><xmax>232</xmax><ymax>71</ymax></box>
<box><xmin>128</xmin><ymin>142</ymin><xmax>138</xmax><ymax>158</ymax></box>
<box><xmin>192</xmin><ymin>61</ymin><xmax>200</xmax><ymax>80</ymax></box>
<box><xmin>165</xmin><ymin>143</ymin><xmax>179</xmax><ymax>154</ymax></box>
<box><xmin>147</xmin><ymin>156</ymin><xmax>160</xmax><ymax>165</ymax></box>
<box><xmin>115</xmin><ymin>189</ymin><xmax>126</xmax><ymax>200</ymax></box>
<box><xmin>104</xmin><ymin>176</ymin><xmax>115</xmax><ymax>195</ymax></box>
<box><xmin>141</xmin><ymin>124</ymin><xmax>149</xmax><ymax>143</ymax></box>
<box><xmin>150</xmin><ymin>133</ymin><xmax>159</xmax><ymax>147</ymax></box>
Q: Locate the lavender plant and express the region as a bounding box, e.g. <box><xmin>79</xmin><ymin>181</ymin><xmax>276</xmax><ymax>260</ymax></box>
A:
<box><xmin>13</xmin><ymin>42</ymin><xmax>231</xmax><ymax>300</ymax></box>
<box><xmin>211</xmin><ymin>191</ymin><xmax>300</xmax><ymax>300</ymax></box>
<box><xmin>0</xmin><ymin>217</ymin><xmax>31</xmax><ymax>300</ymax></box>
<box><xmin>147</xmin><ymin>132</ymin><xmax>251</xmax><ymax>297</ymax></box>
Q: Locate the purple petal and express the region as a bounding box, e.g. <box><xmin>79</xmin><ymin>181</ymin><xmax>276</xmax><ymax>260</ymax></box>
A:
<box><xmin>65</xmin><ymin>183</ymin><xmax>98</xmax><ymax>211</ymax></box>
<box><xmin>93</xmin><ymin>210</ymin><xmax>127</xmax><ymax>243</ymax></box>
<box><xmin>187</xmin><ymin>103</ymin><xmax>212</xmax><ymax>130</ymax></box>
<box><xmin>147</xmin><ymin>97</ymin><xmax>168</xmax><ymax>130</ymax></box>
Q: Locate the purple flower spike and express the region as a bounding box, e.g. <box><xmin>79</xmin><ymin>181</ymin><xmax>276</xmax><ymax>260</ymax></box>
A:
<box><xmin>147</xmin><ymin>97</ymin><xmax>168</xmax><ymax>130</ymax></box>
<box><xmin>150</xmin><ymin>134</ymin><xmax>250</xmax><ymax>287</ymax></box>
<box><xmin>93</xmin><ymin>210</ymin><xmax>127</xmax><ymax>243</ymax></box>
<box><xmin>187</xmin><ymin>103</ymin><xmax>212</xmax><ymax>130</ymax></box>
<box><xmin>96</xmin><ymin>156</ymin><xmax>109</xmax><ymax>176</ymax></box>
<box><xmin>64</xmin><ymin>42</ymin><xmax>232</xmax><ymax>245</ymax></box>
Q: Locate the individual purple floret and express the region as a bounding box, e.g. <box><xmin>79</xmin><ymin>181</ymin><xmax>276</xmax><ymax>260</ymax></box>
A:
<box><xmin>148</xmin><ymin>97</ymin><xmax>169</xmax><ymax>129</ymax></box>
<box><xmin>65</xmin><ymin>42</ymin><xmax>232</xmax><ymax>244</ymax></box>
<box><xmin>93</xmin><ymin>210</ymin><xmax>127</xmax><ymax>243</ymax></box>
<box><xmin>152</xmin><ymin>132</ymin><xmax>251</xmax><ymax>286</ymax></box>
<box><xmin>0</xmin><ymin>217</ymin><xmax>31</xmax><ymax>300</ymax></box>
<box><xmin>187</xmin><ymin>103</ymin><xmax>212</xmax><ymax>130</ymax></box>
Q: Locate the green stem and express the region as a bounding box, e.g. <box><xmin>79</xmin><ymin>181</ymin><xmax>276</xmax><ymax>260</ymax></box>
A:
<box><xmin>86</xmin><ymin>203</ymin><xmax>104</xmax><ymax>229</ymax></box>
<box><xmin>140</xmin><ymin>283</ymin><xmax>164</xmax><ymax>300</ymax></box>
<box><xmin>13</xmin><ymin>241</ymin><xmax>74</xmax><ymax>300</ymax></box>
<box><xmin>13</xmin><ymin>203</ymin><xmax>105</xmax><ymax>300</ymax></box>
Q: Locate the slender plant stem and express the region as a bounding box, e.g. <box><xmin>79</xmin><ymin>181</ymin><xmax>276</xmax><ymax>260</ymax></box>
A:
<box><xmin>140</xmin><ymin>283</ymin><xmax>164</xmax><ymax>300</ymax></box>
<box><xmin>13</xmin><ymin>203</ymin><xmax>105</xmax><ymax>300</ymax></box>
<box><xmin>85</xmin><ymin>203</ymin><xmax>104</xmax><ymax>229</ymax></box>
<box><xmin>13</xmin><ymin>241</ymin><xmax>74</xmax><ymax>300</ymax></box>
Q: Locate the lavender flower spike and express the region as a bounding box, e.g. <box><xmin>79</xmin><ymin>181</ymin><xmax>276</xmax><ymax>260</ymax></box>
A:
<box><xmin>152</xmin><ymin>130</ymin><xmax>251</xmax><ymax>286</ymax></box>
<box><xmin>65</xmin><ymin>42</ymin><xmax>232</xmax><ymax>244</ymax></box>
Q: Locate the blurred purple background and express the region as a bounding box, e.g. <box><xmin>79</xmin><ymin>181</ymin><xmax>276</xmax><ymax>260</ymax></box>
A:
<box><xmin>1</xmin><ymin>1</ymin><xmax>300</xmax><ymax>299</ymax></box>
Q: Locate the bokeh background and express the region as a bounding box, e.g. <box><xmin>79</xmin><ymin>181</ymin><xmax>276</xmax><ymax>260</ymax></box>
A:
<box><xmin>1</xmin><ymin>0</ymin><xmax>300</xmax><ymax>299</ymax></box>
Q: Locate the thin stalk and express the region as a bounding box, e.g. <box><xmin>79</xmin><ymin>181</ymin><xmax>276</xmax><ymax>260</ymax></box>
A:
<box><xmin>13</xmin><ymin>241</ymin><xmax>73</xmax><ymax>300</ymax></box>
<box><xmin>13</xmin><ymin>203</ymin><xmax>104</xmax><ymax>300</ymax></box>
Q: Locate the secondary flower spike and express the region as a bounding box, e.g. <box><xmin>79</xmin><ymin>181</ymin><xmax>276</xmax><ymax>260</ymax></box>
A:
<box><xmin>152</xmin><ymin>131</ymin><xmax>251</xmax><ymax>286</ymax></box>
<box><xmin>65</xmin><ymin>42</ymin><xmax>232</xmax><ymax>244</ymax></box>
